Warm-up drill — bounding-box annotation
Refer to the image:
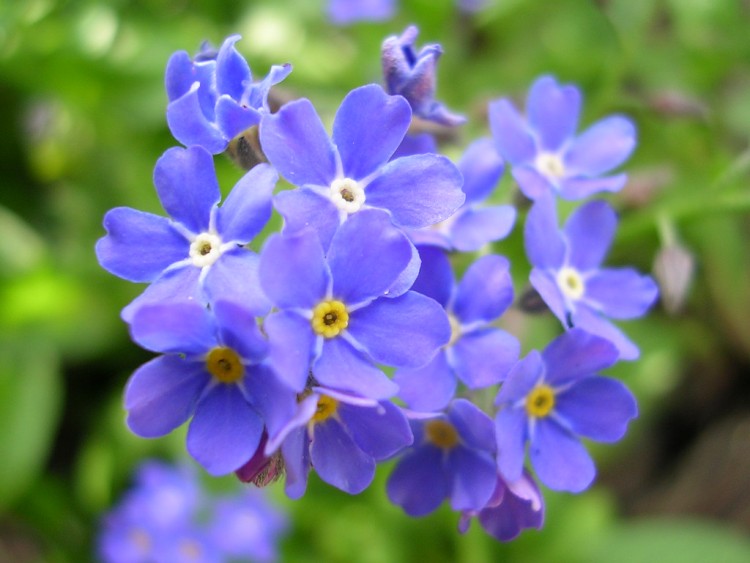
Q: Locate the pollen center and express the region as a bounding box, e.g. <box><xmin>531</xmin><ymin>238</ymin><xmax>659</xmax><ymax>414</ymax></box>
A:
<box><xmin>424</xmin><ymin>419</ymin><xmax>460</xmax><ymax>449</ymax></box>
<box><xmin>206</xmin><ymin>346</ymin><xmax>244</xmax><ymax>383</ymax></box>
<box><xmin>189</xmin><ymin>232</ymin><xmax>223</xmax><ymax>268</ymax></box>
<box><xmin>312</xmin><ymin>395</ymin><xmax>339</xmax><ymax>423</ymax></box>
<box><xmin>557</xmin><ymin>266</ymin><xmax>585</xmax><ymax>300</ymax></box>
<box><xmin>526</xmin><ymin>385</ymin><xmax>556</xmax><ymax>418</ymax></box>
<box><xmin>330</xmin><ymin>177</ymin><xmax>366</xmax><ymax>214</ymax></box>
<box><xmin>311</xmin><ymin>300</ymin><xmax>349</xmax><ymax>338</ymax></box>
<box><xmin>535</xmin><ymin>152</ymin><xmax>566</xmax><ymax>179</ymax></box>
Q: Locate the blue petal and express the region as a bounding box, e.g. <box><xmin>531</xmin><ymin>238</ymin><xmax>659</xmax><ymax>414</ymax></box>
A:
<box><xmin>120</xmin><ymin>265</ymin><xmax>202</xmax><ymax>324</ymax></box>
<box><xmin>394</xmin><ymin>352</ymin><xmax>456</xmax><ymax>411</ymax></box>
<box><xmin>259</xmin><ymin>98</ymin><xmax>337</xmax><ymax>187</ymax></box>
<box><xmin>129</xmin><ymin>301</ymin><xmax>216</xmax><ymax>355</ymax></box>
<box><xmin>281</xmin><ymin>427</ymin><xmax>310</xmax><ymax>499</ymax></box>
<box><xmin>187</xmin><ymin>383</ymin><xmax>264</xmax><ymax>475</ymax></box>
<box><xmin>386</xmin><ymin>445</ymin><xmax>449</xmax><ymax>516</ymax></box>
<box><xmin>556</xmin><ymin>376</ymin><xmax>637</xmax><ymax>442</ymax></box>
<box><xmin>339</xmin><ymin>400</ymin><xmax>413</xmax><ymax>460</ymax></box>
<box><xmin>529</xmin><ymin>420</ymin><xmax>595</xmax><ymax>492</ymax></box>
<box><xmin>314</xmin><ymin>337</ymin><xmax>398</xmax><ymax>399</ymax></box>
<box><xmin>365</xmin><ymin>154</ymin><xmax>465</xmax><ymax>228</ymax></box>
<box><xmin>410</xmin><ymin>245</ymin><xmax>454</xmax><ymax>307</ymax></box>
<box><xmin>328</xmin><ymin>0</ymin><xmax>395</xmax><ymax>24</ymax></box>
<box><xmin>449</xmin><ymin>398</ymin><xmax>496</xmax><ymax>452</ymax></box>
<box><xmin>453</xmin><ymin>255</ymin><xmax>513</xmax><ymax>323</ymax></box>
<box><xmin>165</xmin><ymin>50</ymin><xmax>194</xmax><ymax>101</ymax></box>
<box><xmin>563</xmin><ymin>199</ymin><xmax>617</xmax><ymax>270</ymax></box>
<box><xmin>529</xmin><ymin>269</ymin><xmax>568</xmax><ymax>325</ymax></box>
<box><xmin>328</xmin><ymin>210</ymin><xmax>413</xmax><ymax>305</ymax></box>
<box><xmin>585</xmin><ymin>268</ymin><xmax>659</xmax><ymax>319</ymax></box>
<box><xmin>96</xmin><ymin>207</ymin><xmax>187</xmax><ymax>282</ymax></box>
<box><xmin>273</xmin><ymin>188</ymin><xmax>340</xmax><ymax>251</ymax></box>
<box><xmin>259</xmin><ymin>230</ymin><xmax>329</xmax><ymax>309</ymax></box>
<box><xmin>558</xmin><ymin>173</ymin><xmax>628</xmax><ymax>200</ymax></box>
<box><xmin>457</xmin><ymin>138</ymin><xmax>505</xmax><ymax>204</ymax></box>
<box><xmin>384</xmin><ymin>239</ymin><xmax>421</xmax><ymax>298</ymax></box>
<box><xmin>124</xmin><ymin>356</ymin><xmax>208</xmax><ymax>437</ymax></box>
<box><xmin>392</xmin><ymin>133</ymin><xmax>437</xmax><ymax>160</ymax></box>
<box><xmin>451</xmin><ymin>205</ymin><xmax>516</xmax><ymax>252</ymax></box>
<box><xmin>495</xmin><ymin>408</ymin><xmax>527</xmax><ymax>483</ymax></box>
<box><xmin>565</xmin><ymin>116</ymin><xmax>636</xmax><ymax>176</ymax></box>
<box><xmin>451</xmin><ymin>328</ymin><xmax>519</xmax><ymax>388</ymax></box>
<box><xmin>495</xmin><ymin>351</ymin><xmax>544</xmax><ymax>405</ymax></box>
<box><xmin>348</xmin><ymin>292</ymin><xmax>450</xmax><ymax>369</ymax></box>
<box><xmin>541</xmin><ymin>328</ymin><xmax>619</xmax><ymax>385</ymax></box>
<box><xmin>212</xmin><ymin>300</ymin><xmax>267</xmax><ymax>362</ymax></box>
<box><xmin>216</xmin><ymin>163</ymin><xmax>276</xmax><ymax>243</ymax></box>
<box><xmin>166</xmin><ymin>85</ymin><xmax>228</xmax><ymax>153</ymax></box>
<box><xmin>571</xmin><ymin>305</ymin><xmax>641</xmax><ymax>361</ymax></box>
<box><xmin>527</xmin><ymin>75</ymin><xmax>581</xmax><ymax>151</ymax></box>
<box><xmin>310</xmin><ymin>419</ymin><xmax>375</xmax><ymax>494</ymax></box>
<box><xmin>214</xmin><ymin>35</ymin><xmax>251</xmax><ymax>100</ymax></box>
<box><xmin>214</xmin><ymin>97</ymin><xmax>262</xmax><ymax>143</ymax></box>
<box><xmin>203</xmin><ymin>249</ymin><xmax>271</xmax><ymax>316</ymax></box>
<box><xmin>512</xmin><ymin>165</ymin><xmax>557</xmax><ymax>200</ymax></box>
<box><xmin>488</xmin><ymin>99</ymin><xmax>536</xmax><ymax>164</ymax></box>
<box><xmin>153</xmin><ymin>146</ymin><xmax>221</xmax><ymax>234</ymax></box>
<box><xmin>241</xmin><ymin>363</ymin><xmax>298</xmax><ymax>440</ymax></box>
<box><xmin>446</xmin><ymin>447</ymin><xmax>497</xmax><ymax>511</ymax></box>
<box><xmin>523</xmin><ymin>194</ymin><xmax>565</xmax><ymax>269</ymax></box>
<box><xmin>263</xmin><ymin>311</ymin><xmax>315</xmax><ymax>392</ymax></box>
<box><xmin>332</xmin><ymin>84</ymin><xmax>411</xmax><ymax>180</ymax></box>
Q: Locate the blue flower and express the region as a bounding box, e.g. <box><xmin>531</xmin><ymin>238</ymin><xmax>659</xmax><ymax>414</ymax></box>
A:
<box><xmin>458</xmin><ymin>470</ymin><xmax>545</xmax><ymax>542</ymax></box>
<box><xmin>328</xmin><ymin>0</ymin><xmax>396</xmax><ymax>24</ymax></box>
<box><xmin>96</xmin><ymin>146</ymin><xmax>275</xmax><ymax>322</ymax></box>
<box><xmin>259</xmin><ymin>210</ymin><xmax>451</xmax><ymax>399</ymax></box>
<box><xmin>123</xmin><ymin>300</ymin><xmax>295</xmax><ymax>475</ymax></box>
<box><xmin>387</xmin><ymin>399</ymin><xmax>498</xmax><ymax>515</ymax></box>
<box><xmin>489</xmin><ymin>75</ymin><xmax>637</xmax><ymax>200</ymax></box>
<box><xmin>382</xmin><ymin>26</ymin><xmax>465</xmax><ymax>127</ymax></box>
<box><xmin>495</xmin><ymin>329</ymin><xmax>637</xmax><ymax>492</ymax></box>
<box><xmin>259</xmin><ymin>84</ymin><xmax>464</xmax><ymax>250</ymax></box>
<box><xmin>525</xmin><ymin>194</ymin><xmax>659</xmax><ymax>359</ymax></box>
<box><xmin>165</xmin><ymin>35</ymin><xmax>291</xmax><ymax>154</ymax></box>
<box><xmin>407</xmin><ymin>138</ymin><xmax>516</xmax><ymax>251</ymax></box>
<box><xmin>395</xmin><ymin>247</ymin><xmax>520</xmax><ymax>410</ymax></box>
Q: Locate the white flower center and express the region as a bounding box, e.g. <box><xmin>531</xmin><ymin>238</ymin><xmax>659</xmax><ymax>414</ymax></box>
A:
<box><xmin>329</xmin><ymin>177</ymin><xmax>366</xmax><ymax>214</ymax></box>
<box><xmin>535</xmin><ymin>152</ymin><xmax>566</xmax><ymax>179</ymax></box>
<box><xmin>556</xmin><ymin>267</ymin><xmax>585</xmax><ymax>300</ymax></box>
<box><xmin>189</xmin><ymin>232</ymin><xmax>223</xmax><ymax>267</ymax></box>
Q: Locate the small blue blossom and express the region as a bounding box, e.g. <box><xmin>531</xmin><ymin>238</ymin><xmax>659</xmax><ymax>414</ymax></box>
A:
<box><xmin>525</xmin><ymin>194</ymin><xmax>659</xmax><ymax>360</ymax></box>
<box><xmin>259</xmin><ymin>210</ymin><xmax>451</xmax><ymax>399</ymax></box>
<box><xmin>165</xmin><ymin>35</ymin><xmax>291</xmax><ymax>154</ymax></box>
<box><xmin>123</xmin><ymin>300</ymin><xmax>295</xmax><ymax>475</ymax></box>
<box><xmin>387</xmin><ymin>399</ymin><xmax>498</xmax><ymax>515</ymax></box>
<box><xmin>382</xmin><ymin>26</ymin><xmax>466</xmax><ymax>127</ymax></box>
<box><xmin>407</xmin><ymin>138</ymin><xmax>516</xmax><ymax>251</ymax></box>
<box><xmin>395</xmin><ymin>247</ymin><xmax>520</xmax><ymax>411</ymax></box>
<box><xmin>95</xmin><ymin>146</ymin><xmax>275</xmax><ymax>322</ymax></box>
<box><xmin>260</xmin><ymin>84</ymin><xmax>464</xmax><ymax>250</ymax></box>
<box><xmin>489</xmin><ymin>75</ymin><xmax>637</xmax><ymax>200</ymax></box>
<box><xmin>458</xmin><ymin>470</ymin><xmax>545</xmax><ymax>542</ymax></box>
<box><xmin>328</xmin><ymin>0</ymin><xmax>396</xmax><ymax>24</ymax></box>
<box><xmin>495</xmin><ymin>329</ymin><xmax>637</xmax><ymax>492</ymax></box>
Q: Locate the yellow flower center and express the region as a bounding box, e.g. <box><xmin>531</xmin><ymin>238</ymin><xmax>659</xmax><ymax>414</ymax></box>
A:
<box><xmin>205</xmin><ymin>346</ymin><xmax>244</xmax><ymax>383</ymax></box>
<box><xmin>424</xmin><ymin>419</ymin><xmax>460</xmax><ymax>449</ymax></box>
<box><xmin>525</xmin><ymin>384</ymin><xmax>556</xmax><ymax>418</ymax></box>
<box><xmin>311</xmin><ymin>395</ymin><xmax>339</xmax><ymax>423</ymax></box>
<box><xmin>557</xmin><ymin>267</ymin><xmax>585</xmax><ymax>300</ymax></box>
<box><xmin>311</xmin><ymin>300</ymin><xmax>349</xmax><ymax>338</ymax></box>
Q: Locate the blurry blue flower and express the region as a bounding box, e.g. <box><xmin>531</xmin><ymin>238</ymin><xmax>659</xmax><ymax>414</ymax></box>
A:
<box><xmin>260</xmin><ymin>84</ymin><xmax>464</xmax><ymax>250</ymax></box>
<box><xmin>407</xmin><ymin>138</ymin><xmax>516</xmax><ymax>251</ymax></box>
<box><xmin>495</xmin><ymin>329</ymin><xmax>637</xmax><ymax>492</ymax></box>
<box><xmin>328</xmin><ymin>0</ymin><xmax>396</xmax><ymax>24</ymax></box>
<box><xmin>266</xmin><ymin>387</ymin><xmax>412</xmax><ymax>498</ymax></box>
<box><xmin>165</xmin><ymin>35</ymin><xmax>291</xmax><ymax>154</ymax></box>
<box><xmin>96</xmin><ymin>146</ymin><xmax>275</xmax><ymax>323</ymax></box>
<box><xmin>382</xmin><ymin>26</ymin><xmax>465</xmax><ymax>127</ymax></box>
<box><xmin>259</xmin><ymin>210</ymin><xmax>451</xmax><ymax>399</ymax></box>
<box><xmin>525</xmin><ymin>195</ymin><xmax>659</xmax><ymax>359</ymax></box>
<box><xmin>387</xmin><ymin>399</ymin><xmax>497</xmax><ymax>515</ymax></box>
<box><xmin>489</xmin><ymin>75</ymin><xmax>636</xmax><ymax>200</ymax></box>
<box><xmin>458</xmin><ymin>470</ymin><xmax>544</xmax><ymax>542</ymax></box>
<box><xmin>395</xmin><ymin>247</ymin><xmax>520</xmax><ymax>410</ymax></box>
<box><xmin>124</xmin><ymin>300</ymin><xmax>295</xmax><ymax>475</ymax></box>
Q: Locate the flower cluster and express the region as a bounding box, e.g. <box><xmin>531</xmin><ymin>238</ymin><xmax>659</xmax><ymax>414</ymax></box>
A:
<box><xmin>97</xmin><ymin>29</ymin><xmax>657</xmax><ymax>545</ymax></box>
<box><xmin>98</xmin><ymin>460</ymin><xmax>287</xmax><ymax>563</ymax></box>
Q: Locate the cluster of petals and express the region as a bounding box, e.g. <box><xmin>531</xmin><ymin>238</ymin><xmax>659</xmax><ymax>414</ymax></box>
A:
<box><xmin>489</xmin><ymin>75</ymin><xmax>637</xmax><ymax>200</ymax></box>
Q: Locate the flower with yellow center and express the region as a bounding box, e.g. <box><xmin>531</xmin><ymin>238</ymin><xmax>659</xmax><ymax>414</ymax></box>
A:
<box><xmin>424</xmin><ymin>419</ymin><xmax>460</xmax><ymax>449</ymax></box>
<box><xmin>205</xmin><ymin>346</ymin><xmax>245</xmax><ymax>383</ymax></box>
<box><xmin>311</xmin><ymin>300</ymin><xmax>349</xmax><ymax>338</ymax></box>
<box><xmin>525</xmin><ymin>384</ymin><xmax>555</xmax><ymax>418</ymax></box>
<box><xmin>311</xmin><ymin>395</ymin><xmax>339</xmax><ymax>424</ymax></box>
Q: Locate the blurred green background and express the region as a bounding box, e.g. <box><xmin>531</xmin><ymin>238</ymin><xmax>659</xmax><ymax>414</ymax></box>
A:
<box><xmin>1</xmin><ymin>0</ymin><xmax>750</xmax><ymax>561</ymax></box>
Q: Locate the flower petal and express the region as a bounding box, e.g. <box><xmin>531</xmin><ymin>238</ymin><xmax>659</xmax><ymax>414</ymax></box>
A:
<box><xmin>453</xmin><ymin>255</ymin><xmax>513</xmax><ymax>323</ymax></box>
<box><xmin>212</xmin><ymin>300</ymin><xmax>267</xmax><ymax>361</ymax></box>
<box><xmin>394</xmin><ymin>352</ymin><xmax>456</xmax><ymax>411</ymax></box>
<box><xmin>259</xmin><ymin>98</ymin><xmax>337</xmax><ymax>187</ymax></box>
<box><xmin>529</xmin><ymin>420</ymin><xmax>595</xmax><ymax>492</ymax></box>
<box><xmin>214</xmin><ymin>35</ymin><xmax>251</xmax><ymax>99</ymax></box>
<box><xmin>273</xmin><ymin>187</ymin><xmax>341</xmax><ymax>251</ymax></box>
<box><xmin>563</xmin><ymin>199</ymin><xmax>617</xmax><ymax>270</ymax></box>
<box><xmin>524</xmin><ymin>194</ymin><xmax>565</xmax><ymax>269</ymax></box>
<box><xmin>451</xmin><ymin>205</ymin><xmax>516</xmax><ymax>252</ymax></box>
<box><xmin>451</xmin><ymin>328</ymin><xmax>519</xmax><ymax>388</ymax></box>
<box><xmin>332</xmin><ymin>84</ymin><xmax>411</xmax><ymax>180</ymax></box>
<box><xmin>263</xmin><ymin>311</ymin><xmax>315</xmax><ymax>392</ymax></box>
<box><xmin>153</xmin><ymin>146</ymin><xmax>221</xmax><ymax>234</ymax></box>
<box><xmin>281</xmin><ymin>427</ymin><xmax>310</xmax><ymax>499</ymax></box>
<box><xmin>241</xmin><ymin>363</ymin><xmax>298</xmax><ymax>440</ymax></box>
<box><xmin>558</xmin><ymin>173</ymin><xmax>628</xmax><ymax>200</ymax></box>
<box><xmin>129</xmin><ymin>301</ymin><xmax>216</xmax><ymax>355</ymax></box>
<box><xmin>495</xmin><ymin>351</ymin><xmax>544</xmax><ymax>405</ymax></box>
<box><xmin>166</xmin><ymin>84</ymin><xmax>228</xmax><ymax>153</ymax></box>
<box><xmin>571</xmin><ymin>305</ymin><xmax>641</xmax><ymax>361</ymax></box>
<box><xmin>310</xmin><ymin>419</ymin><xmax>375</xmax><ymax>494</ymax></box>
<box><xmin>447</xmin><ymin>447</ymin><xmax>497</xmax><ymax>511</ymax></box>
<box><xmin>124</xmin><ymin>356</ymin><xmax>208</xmax><ymax>437</ymax></box>
<box><xmin>215</xmin><ymin>97</ymin><xmax>262</xmax><ymax>141</ymax></box>
<box><xmin>512</xmin><ymin>165</ymin><xmax>556</xmax><ymax>200</ymax></box>
<box><xmin>449</xmin><ymin>398</ymin><xmax>496</xmax><ymax>452</ymax></box>
<box><xmin>541</xmin><ymin>328</ymin><xmax>619</xmax><ymax>385</ymax></box>
<box><xmin>216</xmin><ymin>163</ymin><xmax>276</xmax><ymax>243</ymax></box>
<box><xmin>365</xmin><ymin>154</ymin><xmax>465</xmax><ymax>228</ymax></box>
<box><xmin>203</xmin><ymin>249</ymin><xmax>271</xmax><ymax>316</ymax></box>
<box><xmin>585</xmin><ymin>268</ymin><xmax>659</xmax><ymax>319</ymax></box>
<box><xmin>458</xmin><ymin>137</ymin><xmax>505</xmax><ymax>204</ymax></box>
<box><xmin>165</xmin><ymin>50</ymin><xmax>194</xmax><ymax>101</ymax></box>
<box><xmin>120</xmin><ymin>266</ymin><xmax>202</xmax><ymax>324</ymax></box>
<box><xmin>410</xmin><ymin>245</ymin><xmax>454</xmax><ymax>308</ymax></box>
<box><xmin>348</xmin><ymin>292</ymin><xmax>450</xmax><ymax>369</ymax></box>
<box><xmin>488</xmin><ymin>99</ymin><xmax>536</xmax><ymax>165</ymax></box>
<box><xmin>529</xmin><ymin>269</ymin><xmax>568</xmax><ymax>325</ymax></box>
<box><xmin>96</xmin><ymin>207</ymin><xmax>187</xmax><ymax>282</ymax></box>
<box><xmin>494</xmin><ymin>407</ymin><xmax>528</xmax><ymax>483</ymax></box>
<box><xmin>339</xmin><ymin>400</ymin><xmax>413</xmax><ymax>460</ymax></box>
<box><xmin>187</xmin><ymin>384</ymin><xmax>264</xmax><ymax>475</ymax></box>
<box><xmin>527</xmin><ymin>75</ymin><xmax>581</xmax><ymax>151</ymax></box>
<box><xmin>565</xmin><ymin>116</ymin><xmax>636</xmax><ymax>177</ymax></box>
<box><xmin>387</xmin><ymin>445</ymin><xmax>449</xmax><ymax>516</ymax></box>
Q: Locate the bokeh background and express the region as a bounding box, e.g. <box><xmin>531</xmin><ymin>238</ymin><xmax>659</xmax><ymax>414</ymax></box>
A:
<box><xmin>1</xmin><ymin>0</ymin><xmax>750</xmax><ymax>561</ymax></box>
